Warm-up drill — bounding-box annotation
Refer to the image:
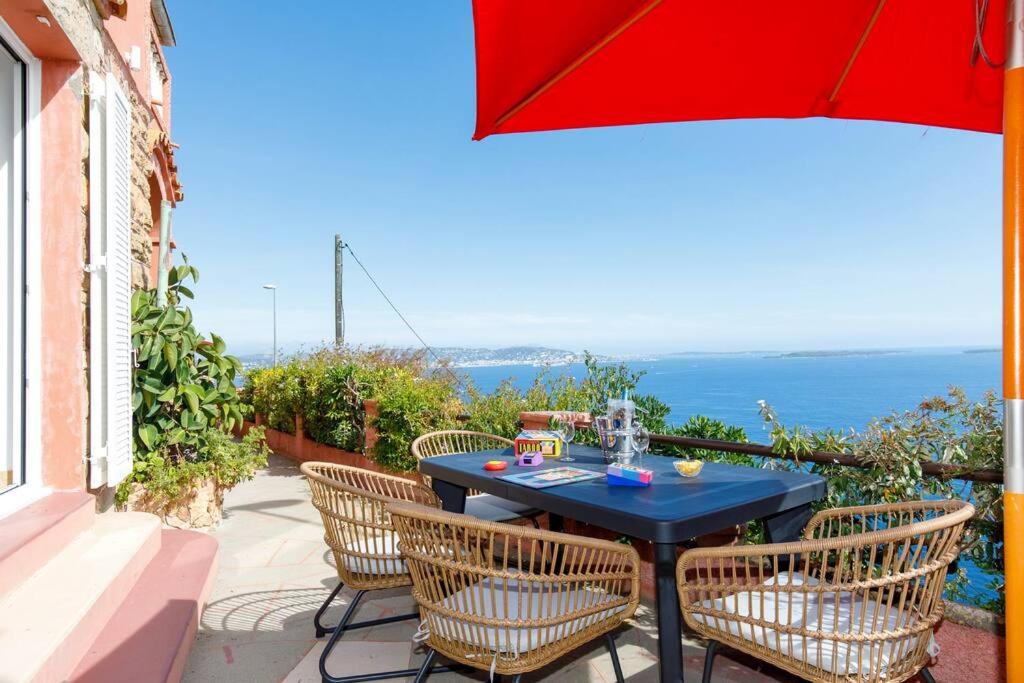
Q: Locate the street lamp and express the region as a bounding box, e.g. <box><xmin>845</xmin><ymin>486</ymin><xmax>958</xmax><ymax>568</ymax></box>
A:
<box><xmin>262</xmin><ymin>284</ymin><xmax>277</xmax><ymax>367</ymax></box>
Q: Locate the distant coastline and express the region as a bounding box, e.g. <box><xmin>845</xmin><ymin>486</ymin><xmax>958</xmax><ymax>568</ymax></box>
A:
<box><xmin>236</xmin><ymin>345</ymin><xmax>1000</xmax><ymax>371</ymax></box>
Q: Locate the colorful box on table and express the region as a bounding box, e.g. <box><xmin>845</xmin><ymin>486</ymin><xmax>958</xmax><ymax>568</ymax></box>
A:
<box><xmin>514</xmin><ymin>430</ymin><xmax>562</xmax><ymax>458</ymax></box>
<box><xmin>607</xmin><ymin>463</ymin><xmax>653</xmax><ymax>487</ymax></box>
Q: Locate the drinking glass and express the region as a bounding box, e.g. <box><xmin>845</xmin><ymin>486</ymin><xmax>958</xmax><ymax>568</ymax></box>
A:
<box><xmin>632</xmin><ymin>421</ymin><xmax>650</xmax><ymax>467</ymax></box>
<box><xmin>554</xmin><ymin>415</ymin><xmax>576</xmax><ymax>462</ymax></box>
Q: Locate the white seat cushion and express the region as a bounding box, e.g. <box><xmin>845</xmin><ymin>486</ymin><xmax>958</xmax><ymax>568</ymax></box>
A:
<box><xmin>342</xmin><ymin>532</ymin><xmax>406</xmax><ymax>575</ymax></box>
<box><xmin>692</xmin><ymin>571</ymin><xmax>931</xmax><ymax>676</ymax></box>
<box><xmin>433</xmin><ymin>577</ymin><xmax>626</xmax><ymax>654</ymax></box>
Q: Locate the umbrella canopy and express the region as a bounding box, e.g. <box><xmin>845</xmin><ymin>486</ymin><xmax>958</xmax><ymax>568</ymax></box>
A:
<box><xmin>472</xmin><ymin>0</ymin><xmax>1006</xmax><ymax>140</ymax></box>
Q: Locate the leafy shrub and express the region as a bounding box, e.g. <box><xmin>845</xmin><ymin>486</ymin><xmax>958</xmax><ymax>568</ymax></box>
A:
<box><xmin>122</xmin><ymin>260</ymin><xmax>267</xmax><ymax>504</ymax></box>
<box><xmin>362</xmin><ymin>365</ymin><xmax>463</xmax><ymax>470</ymax></box>
<box><xmin>130</xmin><ymin>261</ymin><xmax>244</xmax><ymax>460</ymax></box>
<box><xmin>119</xmin><ymin>428</ymin><xmax>270</xmax><ymax>505</ymax></box>
<box><xmin>245</xmin><ymin>364</ymin><xmax>302</xmax><ymax>434</ymax></box>
<box><xmin>759</xmin><ymin>389</ymin><xmax>1003</xmax><ymax>612</ymax></box>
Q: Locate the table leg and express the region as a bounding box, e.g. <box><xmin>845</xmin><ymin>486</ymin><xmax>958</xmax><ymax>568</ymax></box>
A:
<box><xmin>654</xmin><ymin>542</ymin><xmax>684</xmax><ymax>683</ymax></box>
<box><xmin>762</xmin><ymin>502</ymin><xmax>814</xmax><ymax>543</ymax></box>
<box><xmin>548</xmin><ymin>513</ymin><xmax>564</xmax><ymax>533</ymax></box>
<box><xmin>762</xmin><ymin>502</ymin><xmax>814</xmax><ymax>572</ymax></box>
<box><xmin>432</xmin><ymin>479</ymin><xmax>467</xmax><ymax>514</ymax></box>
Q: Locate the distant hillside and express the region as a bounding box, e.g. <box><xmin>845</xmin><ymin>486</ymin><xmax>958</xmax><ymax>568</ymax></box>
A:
<box><xmin>432</xmin><ymin>346</ymin><xmax>586</xmax><ymax>367</ymax></box>
<box><xmin>236</xmin><ymin>347</ymin><xmax>590</xmax><ymax>370</ymax></box>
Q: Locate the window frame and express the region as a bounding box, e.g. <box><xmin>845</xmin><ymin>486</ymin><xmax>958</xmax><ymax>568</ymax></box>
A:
<box><xmin>0</xmin><ymin>18</ymin><xmax>44</xmax><ymax>518</ymax></box>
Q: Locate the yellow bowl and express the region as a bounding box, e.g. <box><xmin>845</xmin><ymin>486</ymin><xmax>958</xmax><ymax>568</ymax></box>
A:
<box><xmin>673</xmin><ymin>460</ymin><xmax>704</xmax><ymax>477</ymax></box>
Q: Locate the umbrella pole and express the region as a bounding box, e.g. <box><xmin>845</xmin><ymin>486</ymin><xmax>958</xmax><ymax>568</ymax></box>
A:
<box><xmin>1006</xmin><ymin>2</ymin><xmax>1024</xmax><ymax>677</ymax></box>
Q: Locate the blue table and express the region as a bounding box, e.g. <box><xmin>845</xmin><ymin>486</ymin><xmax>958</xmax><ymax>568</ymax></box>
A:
<box><xmin>418</xmin><ymin>445</ymin><xmax>826</xmax><ymax>683</ymax></box>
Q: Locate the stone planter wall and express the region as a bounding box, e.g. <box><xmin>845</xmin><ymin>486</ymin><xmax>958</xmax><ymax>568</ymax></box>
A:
<box><xmin>121</xmin><ymin>477</ymin><xmax>224</xmax><ymax>531</ymax></box>
<box><xmin>241</xmin><ymin>399</ymin><xmax>416</xmax><ymax>482</ymax></box>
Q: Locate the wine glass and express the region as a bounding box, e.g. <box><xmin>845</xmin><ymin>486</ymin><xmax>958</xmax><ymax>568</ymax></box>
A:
<box><xmin>632</xmin><ymin>421</ymin><xmax>650</xmax><ymax>467</ymax></box>
<box><xmin>553</xmin><ymin>415</ymin><xmax>576</xmax><ymax>462</ymax></box>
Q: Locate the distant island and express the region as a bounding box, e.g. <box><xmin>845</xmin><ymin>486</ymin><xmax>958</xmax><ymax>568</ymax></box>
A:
<box><xmin>768</xmin><ymin>349</ymin><xmax>902</xmax><ymax>359</ymax></box>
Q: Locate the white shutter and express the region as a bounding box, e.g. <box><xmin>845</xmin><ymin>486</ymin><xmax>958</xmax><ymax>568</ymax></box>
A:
<box><xmin>87</xmin><ymin>72</ymin><xmax>133</xmax><ymax>487</ymax></box>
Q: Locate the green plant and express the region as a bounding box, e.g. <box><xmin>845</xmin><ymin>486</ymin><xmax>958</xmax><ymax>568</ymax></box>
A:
<box><xmin>363</xmin><ymin>365</ymin><xmax>463</xmax><ymax>470</ymax></box>
<box><xmin>759</xmin><ymin>388</ymin><xmax>1004</xmax><ymax>613</ymax></box>
<box><xmin>118</xmin><ymin>427</ymin><xmax>269</xmax><ymax>505</ymax></box>
<box><xmin>130</xmin><ymin>260</ymin><xmax>244</xmax><ymax>458</ymax></box>
<box><xmin>122</xmin><ymin>259</ymin><xmax>265</xmax><ymax>504</ymax></box>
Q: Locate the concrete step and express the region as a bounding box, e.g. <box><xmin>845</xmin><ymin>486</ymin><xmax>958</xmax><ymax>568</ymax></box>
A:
<box><xmin>0</xmin><ymin>511</ymin><xmax>161</xmax><ymax>683</ymax></box>
<box><xmin>71</xmin><ymin>529</ymin><xmax>219</xmax><ymax>683</ymax></box>
<box><xmin>0</xmin><ymin>492</ymin><xmax>95</xmax><ymax>599</ymax></box>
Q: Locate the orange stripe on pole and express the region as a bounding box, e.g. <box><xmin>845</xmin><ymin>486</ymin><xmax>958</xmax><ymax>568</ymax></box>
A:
<box><xmin>1004</xmin><ymin>67</ymin><xmax>1024</xmax><ymax>399</ymax></box>
<box><xmin>1006</xmin><ymin>493</ymin><xmax>1024</xmax><ymax>682</ymax></box>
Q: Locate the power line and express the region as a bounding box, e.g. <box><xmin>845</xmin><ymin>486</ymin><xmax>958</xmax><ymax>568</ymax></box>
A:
<box><xmin>343</xmin><ymin>242</ymin><xmax>462</xmax><ymax>387</ymax></box>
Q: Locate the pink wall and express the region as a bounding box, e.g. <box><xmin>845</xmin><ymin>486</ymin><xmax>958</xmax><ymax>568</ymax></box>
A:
<box><xmin>39</xmin><ymin>60</ymin><xmax>87</xmax><ymax>490</ymax></box>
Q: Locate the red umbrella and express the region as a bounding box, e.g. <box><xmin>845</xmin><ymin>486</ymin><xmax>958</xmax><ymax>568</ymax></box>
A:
<box><xmin>471</xmin><ymin>1</ymin><xmax>1021</xmax><ymax>680</ymax></box>
<box><xmin>472</xmin><ymin>0</ymin><xmax>1006</xmax><ymax>140</ymax></box>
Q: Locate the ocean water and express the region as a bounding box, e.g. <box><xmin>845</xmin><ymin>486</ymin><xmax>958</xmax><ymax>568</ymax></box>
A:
<box><xmin>463</xmin><ymin>348</ymin><xmax>1003</xmax><ymax>607</ymax></box>
<box><xmin>461</xmin><ymin>349</ymin><xmax>1001</xmax><ymax>440</ymax></box>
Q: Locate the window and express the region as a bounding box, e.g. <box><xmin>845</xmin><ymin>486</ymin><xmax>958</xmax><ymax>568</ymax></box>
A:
<box><xmin>0</xmin><ymin>36</ymin><xmax>26</xmax><ymax>495</ymax></box>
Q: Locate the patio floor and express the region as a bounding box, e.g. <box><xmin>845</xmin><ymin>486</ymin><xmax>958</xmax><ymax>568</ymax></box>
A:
<box><xmin>183</xmin><ymin>454</ymin><xmax>1004</xmax><ymax>683</ymax></box>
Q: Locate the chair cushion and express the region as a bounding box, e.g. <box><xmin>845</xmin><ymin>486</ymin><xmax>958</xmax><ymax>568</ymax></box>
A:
<box><xmin>465</xmin><ymin>495</ymin><xmax>540</xmax><ymax>523</ymax></box>
<box><xmin>433</xmin><ymin>577</ymin><xmax>626</xmax><ymax>654</ymax></box>
<box><xmin>692</xmin><ymin>571</ymin><xmax>932</xmax><ymax>676</ymax></box>
<box><xmin>341</xmin><ymin>532</ymin><xmax>406</xmax><ymax>575</ymax></box>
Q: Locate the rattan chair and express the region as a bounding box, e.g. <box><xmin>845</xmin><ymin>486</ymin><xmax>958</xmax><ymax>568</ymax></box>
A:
<box><xmin>389</xmin><ymin>501</ymin><xmax>641</xmax><ymax>683</ymax></box>
<box><xmin>412</xmin><ymin>430</ymin><xmax>542</xmax><ymax>526</ymax></box>
<box><xmin>677</xmin><ymin>499</ymin><xmax>974</xmax><ymax>683</ymax></box>
<box><xmin>302</xmin><ymin>462</ymin><xmax>460</xmax><ymax>683</ymax></box>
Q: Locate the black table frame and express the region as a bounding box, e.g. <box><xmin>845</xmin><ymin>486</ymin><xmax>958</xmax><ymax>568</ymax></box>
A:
<box><xmin>420</xmin><ymin>446</ymin><xmax>826</xmax><ymax>683</ymax></box>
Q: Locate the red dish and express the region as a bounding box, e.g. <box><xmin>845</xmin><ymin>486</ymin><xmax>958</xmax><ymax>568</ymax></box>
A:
<box><xmin>483</xmin><ymin>460</ymin><xmax>508</xmax><ymax>471</ymax></box>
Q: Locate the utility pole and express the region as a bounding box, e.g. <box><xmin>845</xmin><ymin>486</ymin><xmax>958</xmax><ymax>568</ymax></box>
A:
<box><xmin>263</xmin><ymin>284</ymin><xmax>277</xmax><ymax>367</ymax></box>
<box><xmin>335</xmin><ymin>234</ymin><xmax>345</xmax><ymax>346</ymax></box>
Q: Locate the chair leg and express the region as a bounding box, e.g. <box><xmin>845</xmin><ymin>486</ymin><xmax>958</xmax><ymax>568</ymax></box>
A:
<box><xmin>920</xmin><ymin>667</ymin><xmax>936</xmax><ymax>683</ymax></box>
<box><xmin>316</xmin><ymin>580</ymin><xmax>420</xmax><ymax>638</ymax></box>
<box><xmin>413</xmin><ymin>648</ymin><xmax>436</xmax><ymax>683</ymax></box>
<box><xmin>605</xmin><ymin>632</ymin><xmax>625</xmax><ymax>683</ymax></box>
<box><xmin>318</xmin><ymin>591</ymin><xmax>463</xmax><ymax>683</ymax></box>
<box><xmin>702</xmin><ymin>640</ymin><xmax>719</xmax><ymax>683</ymax></box>
<box><xmin>315</xmin><ymin>580</ymin><xmax>347</xmax><ymax>637</ymax></box>
<box><xmin>320</xmin><ymin>590</ymin><xmax>365</xmax><ymax>681</ymax></box>
<box><xmin>510</xmin><ymin>676</ymin><xmax>522</xmax><ymax>683</ymax></box>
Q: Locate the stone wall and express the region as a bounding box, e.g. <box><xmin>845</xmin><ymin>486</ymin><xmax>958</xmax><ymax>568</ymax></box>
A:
<box><xmin>46</xmin><ymin>0</ymin><xmax>157</xmax><ymax>290</ymax></box>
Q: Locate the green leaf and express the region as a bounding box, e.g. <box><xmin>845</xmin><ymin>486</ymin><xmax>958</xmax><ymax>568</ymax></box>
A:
<box><xmin>138</xmin><ymin>424</ymin><xmax>157</xmax><ymax>449</ymax></box>
<box><xmin>157</xmin><ymin>386</ymin><xmax>176</xmax><ymax>402</ymax></box>
<box><xmin>162</xmin><ymin>343</ymin><xmax>178</xmax><ymax>369</ymax></box>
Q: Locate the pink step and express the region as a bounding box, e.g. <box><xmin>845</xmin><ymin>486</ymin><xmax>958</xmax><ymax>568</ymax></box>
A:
<box><xmin>0</xmin><ymin>491</ymin><xmax>94</xmax><ymax>598</ymax></box>
<box><xmin>71</xmin><ymin>529</ymin><xmax>219</xmax><ymax>683</ymax></box>
<box><xmin>0</xmin><ymin>511</ymin><xmax>162</xmax><ymax>682</ymax></box>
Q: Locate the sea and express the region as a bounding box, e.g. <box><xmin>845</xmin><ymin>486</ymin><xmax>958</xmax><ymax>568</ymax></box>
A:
<box><xmin>462</xmin><ymin>347</ymin><xmax>1002</xmax><ymax>607</ymax></box>
<box><xmin>461</xmin><ymin>348</ymin><xmax>1001</xmax><ymax>437</ymax></box>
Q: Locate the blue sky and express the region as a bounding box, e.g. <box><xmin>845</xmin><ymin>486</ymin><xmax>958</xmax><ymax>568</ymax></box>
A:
<box><xmin>167</xmin><ymin>2</ymin><xmax>1002</xmax><ymax>356</ymax></box>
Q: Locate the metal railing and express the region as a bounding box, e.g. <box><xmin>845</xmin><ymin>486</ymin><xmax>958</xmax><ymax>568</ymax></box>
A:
<box><xmin>647</xmin><ymin>433</ymin><xmax>1003</xmax><ymax>484</ymax></box>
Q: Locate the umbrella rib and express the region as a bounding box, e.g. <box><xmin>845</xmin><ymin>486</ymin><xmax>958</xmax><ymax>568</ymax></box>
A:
<box><xmin>827</xmin><ymin>0</ymin><xmax>887</xmax><ymax>103</ymax></box>
<box><xmin>492</xmin><ymin>0</ymin><xmax>664</xmax><ymax>131</ymax></box>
